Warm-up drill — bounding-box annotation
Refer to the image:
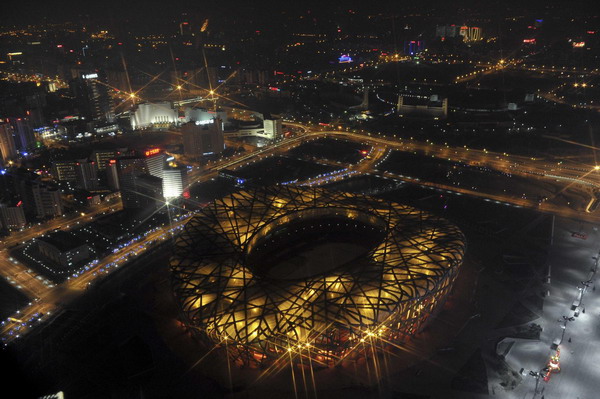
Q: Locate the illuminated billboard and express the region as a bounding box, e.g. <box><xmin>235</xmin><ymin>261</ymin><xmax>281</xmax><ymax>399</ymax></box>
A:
<box><xmin>145</xmin><ymin>148</ymin><xmax>161</xmax><ymax>157</ymax></box>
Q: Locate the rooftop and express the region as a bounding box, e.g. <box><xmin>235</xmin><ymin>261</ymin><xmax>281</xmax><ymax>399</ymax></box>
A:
<box><xmin>38</xmin><ymin>231</ymin><xmax>87</xmax><ymax>252</ymax></box>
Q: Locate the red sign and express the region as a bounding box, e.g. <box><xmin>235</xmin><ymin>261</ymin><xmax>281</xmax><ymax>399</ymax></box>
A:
<box><xmin>145</xmin><ymin>148</ymin><xmax>161</xmax><ymax>157</ymax></box>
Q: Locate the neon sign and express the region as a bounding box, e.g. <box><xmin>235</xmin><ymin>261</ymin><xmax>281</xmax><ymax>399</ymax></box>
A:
<box><xmin>145</xmin><ymin>148</ymin><xmax>161</xmax><ymax>157</ymax></box>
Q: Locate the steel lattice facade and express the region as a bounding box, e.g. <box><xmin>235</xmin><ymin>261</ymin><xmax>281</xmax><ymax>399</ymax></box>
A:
<box><xmin>170</xmin><ymin>186</ymin><xmax>466</xmax><ymax>367</ymax></box>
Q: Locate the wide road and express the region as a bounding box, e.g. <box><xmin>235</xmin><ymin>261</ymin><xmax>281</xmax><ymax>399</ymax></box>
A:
<box><xmin>1</xmin><ymin>200</ymin><xmax>122</xmax><ymax>247</ymax></box>
<box><xmin>1</xmin><ymin>215</ymin><xmax>189</xmax><ymax>344</ymax></box>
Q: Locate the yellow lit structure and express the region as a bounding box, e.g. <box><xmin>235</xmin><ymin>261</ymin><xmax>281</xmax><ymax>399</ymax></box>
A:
<box><xmin>170</xmin><ymin>186</ymin><xmax>465</xmax><ymax>367</ymax></box>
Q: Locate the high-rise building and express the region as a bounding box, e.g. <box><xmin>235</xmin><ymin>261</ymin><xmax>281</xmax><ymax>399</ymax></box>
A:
<box><xmin>7</xmin><ymin>117</ymin><xmax>35</xmax><ymax>152</ymax></box>
<box><xmin>106</xmin><ymin>159</ymin><xmax>120</xmax><ymax>191</ymax></box>
<box><xmin>163</xmin><ymin>165</ymin><xmax>188</xmax><ymax>198</ymax></box>
<box><xmin>0</xmin><ymin>123</ymin><xmax>18</xmax><ymax>164</ymax></box>
<box><xmin>32</xmin><ymin>183</ymin><xmax>63</xmax><ymax>218</ymax></box>
<box><xmin>15</xmin><ymin>176</ymin><xmax>64</xmax><ymax>220</ymax></box>
<box><xmin>263</xmin><ymin>117</ymin><xmax>283</xmax><ymax>139</ymax></box>
<box><xmin>435</xmin><ymin>25</ymin><xmax>459</xmax><ymax>38</ymax></box>
<box><xmin>75</xmin><ymin>160</ymin><xmax>99</xmax><ymax>191</ymax></box>
<box><xmin>179</xmin><ymin>14</ymin><xmax>192</xmax><ymax>36</ymax></box>
<box><xmin>92</xmin><ymin>149</ymin><xmax>119</xmax><ymax>170</ymax></box>
<box><xmin>182</xmin><ymin>120</ymin><xmax>224</xmax><ymax>159</ymax></box>
<box><xmin>458</xmin><ymin>26</ymin><xmax>482</xmax><ymax>42</ymax></box>
<box><xmin>144</xmin><ymin>148</ymin><xmax>165</xmax><ymax>179</ymax></box>
<box><xmin>0</xmin><ymin>202</ymin><xmax>26</xmax><ymax>229</ymax></box>
<box><xmin>52</xmin><ymin>161</ymin><xmax>78</xmax><ymax>182</ymax></box>
<box><xmin>116</xmin><ymin>156</ymin><xmax>148</xmax><ymax>209</ymax></box>
<box><xmin>404</xmin><ymin>40</ymin><xmax>426</xmax><ymax>56</ymax></box>
<box><xmin>70</xmin><ymin>71</ymin><xmax>115</xmax><ymax>123</ymax></box>
<box><xmin>136</xmin><ymin>174</ymin><xmax>164</xmax><ymax>210</ymax></box>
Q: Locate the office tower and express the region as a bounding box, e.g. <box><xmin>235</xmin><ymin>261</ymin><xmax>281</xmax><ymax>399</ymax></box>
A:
<box><xmin>116</xmin><ymin>156</ymin><xmax>148</xmax><ymax>209</ymax></box>
<box><xmin>52</xmin><ymin>161</ymin><xmax>77</xmax><ymax>182</ymax></box>
<box><xmin>144</xmin><ymin>148</ymin><xmax>165</xmax><ymax>179</ymax></box>
<box><xmin>75</xmin><ymin>160</ymin><xmax>99</xmax><ymax>191</ymax></box>
<box><xmin>16</xmin><ymin>177</ymin><xmax>64</xmax><ymax>219</ymax></box>
<box><xmin>263</xmin><ymin>117</ymin><xmax>283</xmax><ymax>139</ymax></box>
<box><xmin>33</xmin><ymin>183</ymin><xmax>63</xmax><ymax>218</ymax></box>
<box><xmin>91</xmin><ymin>149</ymin><xmax>119</xmax><ymax>170</ymax></box>
<box><xmin>405</xmin><ymin>40</ymin><xmax>425</xmax><ymax>56</ymax></box>
<box><xmin>106</xmin><ymin>160</ymin><xmax>120</xmax><ymax>191</ymax></box>
<box><xmin>70</xmin><ymin>71</ymin><xmax>115</xmax><ymax>123</ymax></box>
<box><xmin>8</xmin><ymin>117</ymin><xmax>36</xmax><ymax>151</ymax></box>
<box><xmin>136</xmin><ymin>174</ymin><xmax>164</xmax><ymax>210</ymax></box>
<box><xmin>0</xmin><ymin>202</ymin><xmax>27</xmax><ymax>229</ymax></box>
<box><xmin>182</xmin><ymin>119</ymin><xmax>224</xmax><ymax>159</ymax></box>
<box><xmin>0</xmin><ymin>123</ymin><xmax>18</xmax><ymax>164</ymax></box>
<box><xmin>163</xmin><ymin>165</ymin><xmax>188</xmax><ymax>198</ymax></box>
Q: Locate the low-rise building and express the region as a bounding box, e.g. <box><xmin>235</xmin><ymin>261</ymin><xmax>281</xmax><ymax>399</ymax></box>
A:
<box><xmin>37</xmin><ymin>231</ymin><xmax>91</xmax><ymax>268</ymax></box>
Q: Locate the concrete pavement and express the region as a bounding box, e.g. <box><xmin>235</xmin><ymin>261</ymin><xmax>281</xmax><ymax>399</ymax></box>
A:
<box><xmin>499</xmin><ymin>217</ymin><xmax>600</xmax><ymax>399</ymax></box>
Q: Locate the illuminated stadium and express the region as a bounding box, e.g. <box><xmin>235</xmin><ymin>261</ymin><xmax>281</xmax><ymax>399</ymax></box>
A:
<box><xmin>170</xmin><ymin>186</ymin><xmax>466</xmax><ymax>367</ymax></box>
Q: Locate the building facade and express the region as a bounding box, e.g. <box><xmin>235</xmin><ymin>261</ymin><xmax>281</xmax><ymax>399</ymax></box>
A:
<box><xmin>263</xmin><ymin>117</ymin><xmax>283</xmax><ymax>139</ymax></box>
<box><xmin>75</xmin><ymin>160</ymin><xmax>99</xmax><ymax>191</ymax></box>
<box><xmin>37</xmin><ymin>231</ymin><xmax>90</xmax><ymax>268</ymax></box>
<box><xmin>116</xmin><ymin>156</ymin><xmax>148</xmax><ymax>209</ymax></box>
<box><xmin>0</xmin><ymin>123</ymin><xmax>18</xmax><ymax>164</ymax></box>
<box><xmin>0</xmin><ymin>202</ymin><xmax>26</xmax><ymax>229</ymax></box>
<box><xmin>182</xmin><ymin>120</ymin><xmax>224</xmax><ymax>159</ymax></box>
<box><xmin>130</xmin><ymin>102</ymin><xmax>178</xmax><ymax>129</ymax></box>
<box><xmin>163</xmin><ymin>166</ymin><xmax>188</xmax><ymax>198</ymax></box>
<box><xmin>70</xmin><ymin>71</ymin><xmax>115</xmax><ymax>124</ymax></box>
<box><xmin>144</xmin><ymin>149</ymin><xmax>165</xmax><ymax>179</ymax></box>
<box><xmin>52</xmin><ymin>161</ymin><xmax>77</xmax><ymax>182</ymax></box>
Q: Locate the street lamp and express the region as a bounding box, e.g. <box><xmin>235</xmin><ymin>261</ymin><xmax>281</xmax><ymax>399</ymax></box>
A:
<box><xmin>528</xmin><ymin>367</ymin><xmax>549</xmax><ymax>397</ymax></box>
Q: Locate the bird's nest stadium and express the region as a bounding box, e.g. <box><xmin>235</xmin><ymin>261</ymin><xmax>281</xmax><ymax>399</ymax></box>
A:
<box><xmin>170</xmin><ymin>186</ymin><xmax>466</xmax><ymax>367</ymax></box>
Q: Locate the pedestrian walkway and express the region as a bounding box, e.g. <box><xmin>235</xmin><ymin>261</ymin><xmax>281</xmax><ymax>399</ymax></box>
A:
<box><xmin>495</xmin><ymin>218</ymin><xmax>600</xmax><ymax>398</ymax></box>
